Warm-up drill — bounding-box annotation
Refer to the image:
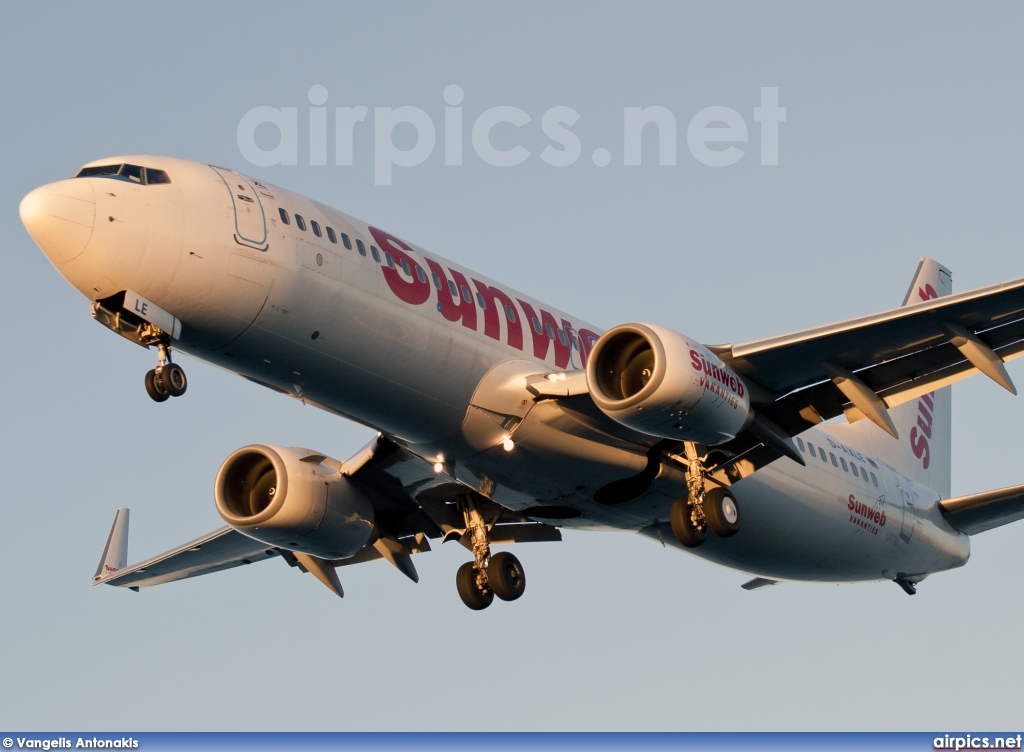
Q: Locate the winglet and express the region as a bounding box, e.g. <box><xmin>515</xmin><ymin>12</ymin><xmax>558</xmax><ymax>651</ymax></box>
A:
<box><xmin>93</xmin><ymin>508</ymin><xmax>130</xmax><ymax>582</ymax></box>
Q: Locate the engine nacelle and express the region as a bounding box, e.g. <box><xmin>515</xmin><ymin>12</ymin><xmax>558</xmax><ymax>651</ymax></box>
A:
<box><xmin>586</xmin><ymin>323</ymin><xmax>752</xmax><ymax>445</ymax></box>
<box><xmin>215</xmin><ymin>444</ymin><xmax>375</xmax><ymax>560</ymax></box>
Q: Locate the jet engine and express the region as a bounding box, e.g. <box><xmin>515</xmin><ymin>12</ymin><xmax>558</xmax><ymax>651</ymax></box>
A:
<box><xmin>215</xmin><ymin>444</ymin><xmax>375</xmax><ymax>560</ymax></box>
<box><xmin>586</xmin><ymin>323</ymin><xmax>752</xmax><ymax>445</ymax></box>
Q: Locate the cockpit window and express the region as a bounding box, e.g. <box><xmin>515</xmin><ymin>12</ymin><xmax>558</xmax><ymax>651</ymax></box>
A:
<box><xmin>121</xmin><ymin>164</ymin><xmax>143</xmax><ymax>183</ymax></box>
<box><xmin>146</xmin><ymin>168</ymin><xmax>171</xmax><ymax>184</ymax></box>
<box><xmin>75</xmin><ymin>163</ymin><xmax>172</xmax><ymax>185</ymax></box>
<box><xmin>76</xmin><ymin>164</ymin><xmax>121</xmax><ymax>177</ymax></box>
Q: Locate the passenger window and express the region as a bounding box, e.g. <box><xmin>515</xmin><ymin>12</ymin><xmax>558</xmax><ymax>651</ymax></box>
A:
<box><xmin>476</xmin><ymin>292</ymin><xmax>486</xmax><ymax>308</ymax></box>
<box><xmin>796</xmin><ymin>437</ymin><xmax>805</xmax><ymax>452</ymax></box>
<box><xmin>385</xmin><ymin>252</ymin><xmax>395</xmax><ymax>269</ymax></box>
<box><xmin>505</xmin><ymin>305</ymin><xmax>517</xmax><ymax>323</ymax></box>
<box><xmin>401</xmin><ymin>259</ymin><xmax>411</xmax><ymax>276</ymax></box>
<box><xmin>279</xmin><ymin>208</ymin><xmax>291</xmax><ymax>225</ymax></box>
<box><xmin>416</xmin><ymin>266</ymin><xmax>427</xmax><ymax>283</ymax></box>
<box><xmin>870</xmin><ymin>472</ymin><xmax>878</xmax><ymax>487</ymax></box>
<box><xmin>342</xmin><ymin>233</ymin><xmax>352</xmax><ymax>250</ymax></box>
<box><xmin>830</xmin><ymin>453</ymin><xmax>838</xmax><ymax>467</ymax></box>
<box><xmin>840</xmin><ymin>458</ymin><xmax>848</xmax><ymax>472</ymax></box>
<box><xmin>807</xmin><ymin>442</ymin><xmax>814</xmax><ymax>455</ymax></box>
<box><xmin>461</xmin><ymin>286</ymin><xmax>472</xmax><ymax>303</ymax></box>
<box><xmin>818</xmin><ymin>448</ymin><xmax>827</xmax><ymax>462</ymax></box>
<box><xmin>311</xmin><ymin>221</ymin><xmax>322</xmax><ymax>238</ymax></box>
<box><xmin>296</xmin><ymin>214</ymin><xmax>307</xmax><ymax>231</ymax></box>
<box><xmin>533</xmin><ymin>318</ymin><xmax>543</xmax><ymax>335</ymax></box>
<box><xmin>432</xmin><ymin>273</ymin><xmax>442</xmax><ymax>290</ymax></box>
<box><xmin>371</xmin><ymin>246</ymin><xmax>380</xmax><ymax>262</ymax></box>
<box><xmin>145</xmin><ymin>168</ymin><xmax>171</xmax><ymax>184</ymax></box>
<box><xmin>557</xmin><ymin>328</ymin><xmax>569</xmax><ymax>346</ymax></box>
<box><xmin>850</xmin><ymin>463</ymin><xmax>859</xmax><ymax>478</ymax></box>
<box><xmin>448</xmin><ymin>280</ymin><xmax>458</xmax><ymax>297</ymax></box>
<box><xmin>356</xmin><ymin>239</ymin><xmax>366</xmax><ymax>256</ymax></box>
<box><xmin>326</xmin><ymin>227</ymin><xmax>337</xmax><ymax>244</ymax></box>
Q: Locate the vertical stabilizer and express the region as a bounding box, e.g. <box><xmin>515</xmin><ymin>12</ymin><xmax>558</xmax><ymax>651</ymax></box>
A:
<box><xmin>840</xmin><ymin>259</ymin><xmax>953</xmax><ymax>497</ymax></box>
<box><xmin>93</xmin><ymin>508</ymin><xmax>130</xmax><ymax>581</ymax></box>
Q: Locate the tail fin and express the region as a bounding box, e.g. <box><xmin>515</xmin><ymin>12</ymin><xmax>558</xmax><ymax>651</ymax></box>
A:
<box><xmin>93</xmin><ymin>508</ymin><xmax>129</xmax><ymax>581</ymax></box>
<box><xmin>844</xmin><ymin>259</ymin><xmax>953</xmax><ymax>497</ymax></box>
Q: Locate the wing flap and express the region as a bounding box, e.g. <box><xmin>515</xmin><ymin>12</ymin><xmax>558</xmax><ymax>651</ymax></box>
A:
<box><xmin>939</xmin><ymin>483</ymin><xmax>1024</xmax><ymax>535</ymax></box>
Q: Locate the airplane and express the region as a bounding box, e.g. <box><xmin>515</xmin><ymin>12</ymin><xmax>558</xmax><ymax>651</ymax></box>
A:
<box><xmin>19</xmin><ymin>155</ymin><xmax>1024</xmax><ymax>609</ymax></box>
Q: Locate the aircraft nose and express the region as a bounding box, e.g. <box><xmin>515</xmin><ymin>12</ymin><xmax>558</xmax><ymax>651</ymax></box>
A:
<box><xmin>20</xmin><ymin>179</ymin><xmax>96</xmax><ymax>264</ymax></box>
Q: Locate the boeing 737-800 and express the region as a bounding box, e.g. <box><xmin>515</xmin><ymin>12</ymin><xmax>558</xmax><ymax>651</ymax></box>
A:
<box><xmin>19</xmin><ymin>155</ymin><xmax>1024</xmax><ymax>608</ymax></box>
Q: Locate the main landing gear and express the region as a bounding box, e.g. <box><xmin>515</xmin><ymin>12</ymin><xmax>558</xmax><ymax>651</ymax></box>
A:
<box><xmin>144</xmin><ymin>342</ymin><xmax>187</xmax><ymax>403</ymax></box>
<box><xmin>669</xmin><ymin>442</ymin><xmax>741</xmax><ymax>548</ymax></box>
<box><xmin>454</xmin><ymin>495</ymin><xmax>526</xmax><ymax>610</ymax></box>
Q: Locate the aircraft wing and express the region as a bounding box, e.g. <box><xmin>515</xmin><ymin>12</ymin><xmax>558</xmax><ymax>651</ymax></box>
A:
<box><xmin>939</xmin><ymin>483</ymin><xmax>1024</xmax><ymax>535</ymax></box>
<box><xmin>692</xmin><ymin>275</ymin><xmax>1024</xmax><ymax>483</ymax></box>
<box><xmin>94</xmin><ymin>436</ymin><xmax>559</xmax><ymax>596</ymax></box>
<box><xmin>94</xmin><ymin>526</ymin><xmax>282</xmax><ymax>590</ymax></box>
<box><xmin>535</xmin><ymin>273</ymin><xmax>1024</xmax><ymax>488</ymax></box>
<box><xmin>720</xmin><ymin>275</ymin><xmax>1024</xmax><ymax>435</ymax></box>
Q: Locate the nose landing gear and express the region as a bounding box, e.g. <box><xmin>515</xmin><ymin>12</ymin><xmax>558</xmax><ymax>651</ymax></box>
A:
<box><xmin>144</xmin><ymin>342</ymin><xmax>187</xmax><ymax>402</ymax></box>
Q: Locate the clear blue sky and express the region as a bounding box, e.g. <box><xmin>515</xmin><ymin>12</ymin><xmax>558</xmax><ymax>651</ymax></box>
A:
<box><xmin>2</xmin><ymin>1</ymin><xmax>1023</xmax><ymax>731</ymax></box>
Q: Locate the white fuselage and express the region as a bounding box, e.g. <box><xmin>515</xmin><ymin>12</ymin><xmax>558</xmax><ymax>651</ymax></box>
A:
<box><xmin>23</xmin><ymin>155</ymin><xmax>971</xmax><ymax>585</ymax></box>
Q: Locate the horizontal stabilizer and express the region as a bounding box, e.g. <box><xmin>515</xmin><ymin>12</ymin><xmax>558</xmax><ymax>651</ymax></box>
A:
<box><xmin>939</xmin><ymin>483</ymin><xmax>1024</xmax><ymax>535</ymax></box>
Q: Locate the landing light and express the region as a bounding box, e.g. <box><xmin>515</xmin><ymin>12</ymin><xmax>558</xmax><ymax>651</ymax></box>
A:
<box><xmin>502</xmin><ymin>438</ymin><xmax>515</xmax><ymax>452</ymax></box>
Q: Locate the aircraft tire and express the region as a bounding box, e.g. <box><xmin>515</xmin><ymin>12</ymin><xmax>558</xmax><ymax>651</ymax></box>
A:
<box><xmin>456</xmin><ymin>561</ymin><xmax>494</xmax><ymax>610</ymax></box>
<box><xmin>145</xmin><ymin>369</ymin><xmax>170</xmax><ymax>402</ymax></box>
<box><xmin>670</xmin><ymin>497</ymin><xmax>707</xmax><ymax>548</ymax></box>
<box><xmin>161</xmin><ymin>363</ymin><xmax>188</xmax><ymax>397</ymax></box>
<box><xmin>703</xmin><ymin>487</ymin><xmax>740</xmax><ymax>538</ymax></box>
<box><xmin>488</xmin><ymin>551</ymin><xmax>526</xmax><ymax>601</ymax></box>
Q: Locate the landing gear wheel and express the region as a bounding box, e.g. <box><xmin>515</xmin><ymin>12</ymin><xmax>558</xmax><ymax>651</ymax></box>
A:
<box><xmin>456</xmin><ymin>561</ymin><xmax>494</xmax><ymax>610</ymax></box>
<box><xmin>160</xmin><ymin>363</ymin><xmax>188</xmax><ymax>397</ymax></box>
<box><xmin>145</xmin><ymin>369</ymin><xmax>170</xmax><ymax>402</ymax></box>
<box><xmin>670</xmin><ymin>497</ymin><xmax>707</xmax><ymax>548</ymax></box>
<box><xmin>703</xmin><ymin>487</ymin><xmax>740</xmax><ymax>538</ymax></box>
<box><xmin>488</xmin><ymin>551</ymin><xmax>526</xmax><ymax>601</ymax></box>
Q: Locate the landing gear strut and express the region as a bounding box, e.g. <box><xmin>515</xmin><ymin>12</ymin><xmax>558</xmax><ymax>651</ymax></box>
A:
<box><xmin>145</xmin><ymin>342</ymin><xmax>187</xmax><ymax>402</ymax></box>
<box><xmin>670</xmin><ymin>442</ymin><xmax>741</xmax><ymax>548</ymax></box>
<box><xmin>454</xmin><ymin>495</ymin><xmax>526</xmax><ymax>610</ymax></box>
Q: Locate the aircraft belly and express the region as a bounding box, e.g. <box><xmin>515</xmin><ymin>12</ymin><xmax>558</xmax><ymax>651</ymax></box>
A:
<box><xmin>643</xmin><ymin>464</ymin><xmax>970</xmax><ymax>582</ymax></box>
<box><xmin>193</xmin><ymin>258</ymin><xmax>491</xmax><ymax>443</ymax></box>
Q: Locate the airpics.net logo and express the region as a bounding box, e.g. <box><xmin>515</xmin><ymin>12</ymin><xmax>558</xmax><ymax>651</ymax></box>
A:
<box><xmin>237</xmin><ymin>85</ymin><xmax>786</xmax><ymax>186</ymax></box>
